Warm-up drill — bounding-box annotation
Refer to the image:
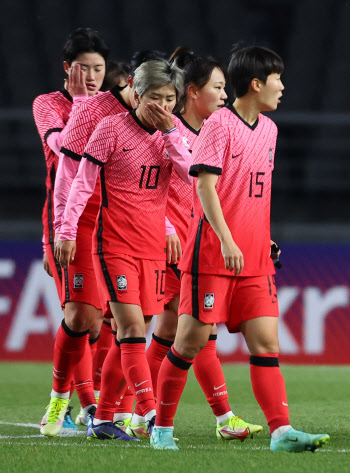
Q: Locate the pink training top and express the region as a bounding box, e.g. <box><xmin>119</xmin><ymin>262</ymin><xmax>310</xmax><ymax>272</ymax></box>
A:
<box><xmin>59</xmin><ymin>110</ymin><xmax>193</xmax><ymax>261</ymax></box>
<box><xmin>54</xmin><ymin>86</ymin><xmax>131</xmax><ymax>234</ymax></box>
<box><xmin>179</xmin><ymin>104</ymin><xmax>277</xmax><ymax>277</ymax></box>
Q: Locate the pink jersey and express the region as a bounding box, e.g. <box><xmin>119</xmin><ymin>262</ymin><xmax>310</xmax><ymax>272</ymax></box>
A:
<box><xmin>59</xmin><ymin>110</ymin><xmax>193</xmax><ymax>260</ymax></box>
<box><xmin>179</xmin><ymin>104</ymin><xmax>277</xmax><ymax>277</ymax></box>
<box><xmin>57</xmin><ymin>86</ymin><xmax>131</xmax><ymax>232</ymax></box>
<box><xmin>33</xmin><ymin>90</ymin><xmax>72</xmax><ymax>244</ymax></box>
<box><xmin>166</xmin><ymin>114</ymin><xmax>198</xmax><ymax>250</ymax></box>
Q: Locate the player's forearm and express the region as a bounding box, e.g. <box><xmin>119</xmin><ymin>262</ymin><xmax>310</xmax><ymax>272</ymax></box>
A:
<box><xmin>197</xmin><ymin>179</ymin><xmax>232</xmax><ymax>244</ymax></box>
<box><xmin>54</xmin><ymin>153</ymin><xmax>80</xmax><ymax>232</ymax></box>
<box><xmin>58</xmin><ymin>158</ymin><xmax>99</xmax><ymax>241</ymax></box>
<box><xmin>163</xmin><ymin>129</ymin><xmax>193</xmax><ymax>184</ymax></box>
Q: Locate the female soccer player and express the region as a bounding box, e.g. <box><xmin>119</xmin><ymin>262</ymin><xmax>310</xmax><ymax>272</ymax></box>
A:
<box><xmin>151</xmin><ymin>44</ymin><xmax>330</xmax><ymax>452</ymax></box>
<box><xmin>55</xmin><ymin>59</ymin><xmax>193</xmax><ymax>441</ymax></box>
<box><xmin>129</xmin><ymin>47</ymin><xmax>262</xmax><ymax>441</ymax></box>
<box><xmin>33</xmin><ymin>27</ymin><xmax>109</xmax><ymax>435</ymax></box>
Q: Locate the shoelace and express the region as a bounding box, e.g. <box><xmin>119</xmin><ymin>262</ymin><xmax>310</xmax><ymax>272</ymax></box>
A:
<box><xmin>46</xmin><ymin>399</ymin><xmax>67</xmax><ymax>423</ymax></box>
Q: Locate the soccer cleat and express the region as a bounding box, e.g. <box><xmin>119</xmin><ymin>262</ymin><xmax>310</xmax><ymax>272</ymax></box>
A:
<box><xmin>85</xmin><ymin>405</ymin><xmax>96</xmax><ymax>430</ymax></box>
<box><xmin>75</xmin><ymin>406</ymin><xmax>86</xmax><ymax>426</ymax></box>
<box><xmin>150</xmin><ymin>427</ymin><xmax>179</xmax><ymax>451</ymax></box>
<box><xmin>270</xmin><ymin>427</ymin><xmax>330</xmax><ymax>453</ymax></box>
<box><xmin>87</xmin><ymin>421</ymin><xmax>140</xmax><ymax>441</ymax></box>
<box><xmin>147</xmin><ymin>415</ymin><xmax>156</xmax><ymax>436</ymax></box>
<box><xmin>40</xmin><ymin>397</ymin><xmax>70</xmax><ymax>437</ymax></box>
<box><xmin>216</xmin><ymin>416</ymin><xmax>261</xmax><ymax>441</ymax></box>
<box><xmin>63</xmin><ymin>406</ymin><xmax>78</xmax><ymax>429</ymax></box>
<box><xmin>126</xmin><ymin>421</ymin><xmax>149</xmax><ymax>439</ymax></box>
<box><xmin>114</xmin><ymin>417</ymin><xmax>132</xmax><ymax>432</ymax></box>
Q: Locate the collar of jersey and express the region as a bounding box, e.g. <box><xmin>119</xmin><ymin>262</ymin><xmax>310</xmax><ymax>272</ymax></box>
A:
<box><xmin>174</xmin><ymin>112</ymin><xmax>200</xmax><ymax>135</ymax></box>
<box><xmin>60</xmin><ymin>89</ymin><xmax>73</xmax><ymax>102</ymax></box>
<box><xmin>111</xmin><ymin>85</ymin><xmax>132</xmax><ymax>110</ymax></box>
<box><xmin>130</xmin><ymin>110</ymin><xmax>157</xmax><ymax>135</ymax></box>
<box><xmin>227</xmin><ymin>103</ymin><xmax>259</xmax><ymax>130</ymax></box>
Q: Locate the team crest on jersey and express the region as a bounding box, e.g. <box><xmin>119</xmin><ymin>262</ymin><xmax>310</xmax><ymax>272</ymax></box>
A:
<box><xmin>269</xmin><ymin>148</ymin><xmax>273</xmax><ymax>165</ymax></box>
<box><xmin>182</xmin><ymin>136</ymin><xmax>190</xmax><ymax>148</ymax></box>
<box><xmin>73</xmin><ymin>273</ymin><xmax>84</xmax><ymax>289</ymax></box>
<box><xmin>117</xmin><ymin>275</ymin><xmax>127</xmax><ymax>291</ymax></box>
<box><xmin>204</xmin><ymin>293</ymin><xmax>215</xmax><ymax>309</ymax></box>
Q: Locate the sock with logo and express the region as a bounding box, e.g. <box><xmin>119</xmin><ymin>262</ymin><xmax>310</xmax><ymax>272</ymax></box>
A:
<box><xmin>146</xmin><ymin>333</ymin><xmax>173</xmax><ymax>397</ymax></box>
<box><xmin>155</xmin><ymin>346</ymin><xmax>193</xmax><ymax>427</ymax></box>
<box><xmin>120</xmin><ymin>338</ymin><xmax>156</xmax><ymax>417</ymax></box>
<box><xmin>114</xmin><ymin>385</ymin><xmax>134</xmax><ymax>417</ymax></box>
<box><xmin>193</xmin><ymin>335</ymin><xmax>231</xmax><ymax>416</ymax></box>
<box><xmin>95</xmin><ymin>338</ymin><xmax>126</xmax><ymax>422</ymax></box>
<box><xmin>250</xmin><ymin>353</ymin><xmax>290</xmax><ymax>433</ymax></box>
<box><xmin>92</xmin><ymin>321</ymin><xmax>113</xmax><ymax>392</ymax></box>
<box><xmin>52</xmin><ymin>320</ymin><xmax>89</xmax><ymax>394</ymax></box>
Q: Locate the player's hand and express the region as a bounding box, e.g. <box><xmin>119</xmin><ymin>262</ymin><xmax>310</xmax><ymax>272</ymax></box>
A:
<box><xmin>65</xmin><ymin>64</ymin><xmax>88</xmax><ymax>96</ymax></box>
<box><xmin>145</xmin><ymin>103</ymin><xmax>175</xmax><ymax>133</ymax></box>
<box><xmin>43</xmin><ymin>252</ymin><xmax>53</xmax><ymax>277</ymax></box>
<box><xmin>221</xmin><ymin>237</ymin><xmax>244</xmax><ymax>274</ymax></box>
<box><xmin>166</xmin><ymin>233</ymin><xmax>182</xmax><ymax>264</ymax></box>
<box><xmin>55</xmin><ymin>240</ymin><xmax>76</xmax><ymax>268</ymax></box>
<box><xmin>270</xmin><ymin>239</ymin><xmax>281</xmax><ymax>257</ymax></box>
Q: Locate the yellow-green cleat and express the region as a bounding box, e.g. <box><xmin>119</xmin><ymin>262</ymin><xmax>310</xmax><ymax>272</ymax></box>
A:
<box><xmin>40</xmin><ymin>397</ymin><xmax>70</xmax><ymax>437</ymax></box>
<box><xmin>126</xmin><ymin>421</ymin><xmax>149</xmax><ymax>439</ymax></box>
<box><xmin>114</xmin><ymin>417</ymin><xmax>132</xmax><ymax>432</ymax></box>
<box><xmin>216</xmin><ymin>416</ymin><xmax>263</xmax><ymax>440</ymax></box>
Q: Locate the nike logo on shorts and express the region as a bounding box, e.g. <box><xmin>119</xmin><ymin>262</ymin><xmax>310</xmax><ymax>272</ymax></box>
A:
<box><xmin>135</xmin><ymin>380</ymin><xmax>149</xmax><ymax>387</ymax></box>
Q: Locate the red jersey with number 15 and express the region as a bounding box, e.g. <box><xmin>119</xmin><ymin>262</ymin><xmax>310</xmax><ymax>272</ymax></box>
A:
<box><xmin>179</xmin><ymin>104</ymin><xmax>277</xmax><ymax>277</ymax></box>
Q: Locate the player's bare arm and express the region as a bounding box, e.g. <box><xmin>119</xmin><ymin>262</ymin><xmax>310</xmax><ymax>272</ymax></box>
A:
<box><xmin>42</xmin><ymin>252</ymin><xmax>53</xmax><ymax>277</ymax></box>
<box><xmin>197</xmin><ymin>170</ymin><xmax>244</xmax><ymax>274</ymax></box>
<box><xmin>166</xmin><ymin>233</ymin><xmax>182</xmax><ymax>264</ymax></box>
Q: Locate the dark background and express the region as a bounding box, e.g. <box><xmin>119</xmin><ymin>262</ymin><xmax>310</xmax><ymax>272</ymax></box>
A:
<box><xmin>0</xmin><ymin>0</ymin><xmax>349</xmax><ymax>242</ymax></box>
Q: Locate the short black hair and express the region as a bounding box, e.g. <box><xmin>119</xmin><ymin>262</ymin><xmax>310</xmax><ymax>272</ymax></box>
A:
<box><xmin>228</xmin><ymin>43</ymin><xmax>284</xmax><ymax>98</ymax></box>
<box><xmin>101</xmin><ymin>60</ymin><xmax>130</xmax><ymax>91</ymax></box>
<box><xmin>169</xmin><ymin>46</ymin><xmax>226</xmax><ymax>113</ymax></box>
<box><xmin>62</xmin><ymin>27</ymin><xmax>110</xmax><ymax>65</ymax></box>
<box><xmin>129</xmin><ymin>49</ymin><xmax>167</xmax><ymax>77</ymax></box>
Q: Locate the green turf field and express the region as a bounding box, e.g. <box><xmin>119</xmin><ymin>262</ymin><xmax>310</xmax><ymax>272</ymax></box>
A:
<box><xmin>0</xmin><ymin>362</ymin><xmax>349</xmax><ymax>473</ymax></box>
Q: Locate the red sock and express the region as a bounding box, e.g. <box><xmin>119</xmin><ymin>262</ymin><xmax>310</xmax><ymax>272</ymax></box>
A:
<box><xmin>52</xmin><ymin>320</ymin><xmax>89</xmax><ymax>394</ymax></box>
<box><xmin>250</xmin><ymin>354</ymin><xmax>290</xmax><ymax>433</ymax></box>
<box><xmin>146</xmin><ymin>334</ymin><xmax>173</xmax><ymax>399</ymax></box>
<box><xmin>93</xmin><ymin>321</ymin><xmax>113</xmax><ymax>391</ymax></box>
<box><xmin>193</xmin><ymin>335</ymin><xmax>230</xmax><ymax>416</ymax></box>
<box><xmin>95</xmin><ymin>338</ymin><xmax>127</xmax><ymax>421</ymax></box>
<box><xmin>156</xmin><ymin>346</ymin><xmax>192</xmax><ymax>427</ymax></box>
<box><xmin>120</xmin><ymin>338</ymin><xmax>155</xmax><ymax>417</ymax></box>
<box><xmin>115</xmin><ymin>386</ymin><xmax>134</xmax><ymax>415</ymax></box>
<box><xmin>73</xmin><ymin>336</ymin><xmax>96</xmax><ymax>408</ymax></box>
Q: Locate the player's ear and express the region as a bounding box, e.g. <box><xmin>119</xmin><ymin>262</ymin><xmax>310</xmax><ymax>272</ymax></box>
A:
<box><xmin>250</xmin><ymin>78</ymin><xmax>261</xmax><ymax>93</ymax></box>
<box><xmin>63</xmin><ymin>61</ymin><xmax>70</xmax><ymax>75</ymax></box>
<box><xmin>188</xmin><ymin>84</ymin><xmax>198</xmax><ymax>99</ymax></box>
<box><xmin>134</xmin><ymin>90</ymin><xmax>140</xmax><ymax>106</ymax></box>
<box><xmin>127</xmin><ymin>75</ymin><xmax>133</xmax><ymax>88</ymax></box>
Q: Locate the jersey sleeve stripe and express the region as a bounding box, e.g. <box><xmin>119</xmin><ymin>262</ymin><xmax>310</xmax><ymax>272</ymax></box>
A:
<box><xmin>44</xmin><ymin>127</ymin><xmax>63</xmax><ymax>144</ymax></box>
<box><xmin>83</xmin><ymin>152</ymin><xmax>105</xmax><ymax>167</ymax></box>
<box><xmin>189</xmin><ymin>164</ymin><xmax>222</xmax><ymax>177</ymax></box>
<box><xmin>61</xmin><ymin>147</ymin><xmax>82</xmax><ymax>162</ymax></box>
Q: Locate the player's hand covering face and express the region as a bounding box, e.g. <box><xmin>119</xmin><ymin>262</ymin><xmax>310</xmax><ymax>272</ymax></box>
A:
<box><xmin>64</xmin><ymin>52</ymin><xmax>106</xmax><ymax>97</ymax></box>
<box><xmin>136</xmin><ymin>84</ymin><xmax>177</xmax><ymax>132</ymax></box>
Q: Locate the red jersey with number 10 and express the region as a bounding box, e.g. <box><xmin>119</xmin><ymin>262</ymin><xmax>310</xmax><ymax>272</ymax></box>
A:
<box><xmin>179</xmin><ymin>104</ymin><xmax>277</xmax><ymax>277</ymax></box>
<box><xmin>84</xmin><ymin>111</ymin><xmax>175</xmax><ymax>260</ymax></box>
